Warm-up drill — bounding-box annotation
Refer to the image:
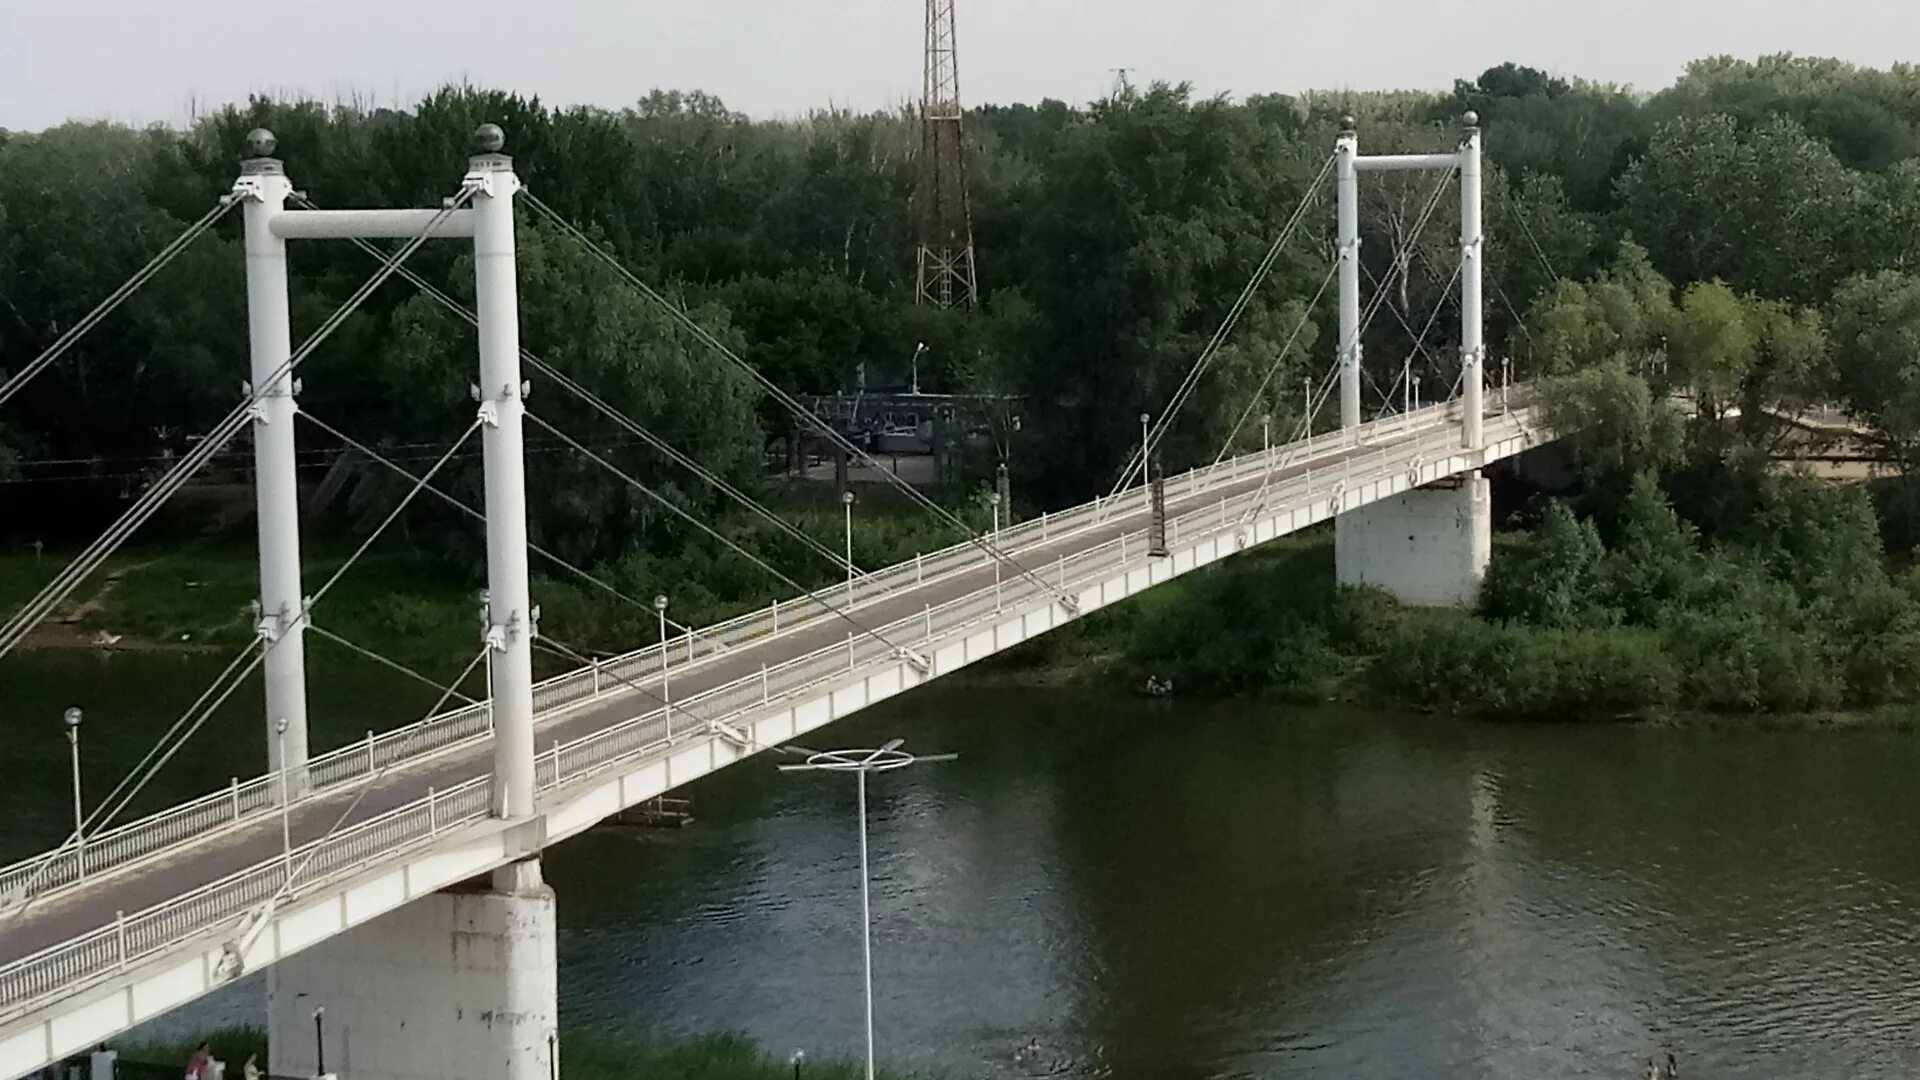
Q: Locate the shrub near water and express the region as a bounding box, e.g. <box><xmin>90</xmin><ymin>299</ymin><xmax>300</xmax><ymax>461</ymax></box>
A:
<box><xmin>1080</xmin><ymin>472</ymin><xmax>1920</xmax><ymax>721</ymax></box>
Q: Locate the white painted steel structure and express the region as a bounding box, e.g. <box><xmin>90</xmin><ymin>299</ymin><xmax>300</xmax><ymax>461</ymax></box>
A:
<box><xmin>0</xmin><ymin>396</ymin><xmax>1539</xmax><ymax>1078</ymax></box>
<box><xmin>1337</xmin><ymin>114</ymin><xmax>1485</xmax><ymax>451</ymax></box>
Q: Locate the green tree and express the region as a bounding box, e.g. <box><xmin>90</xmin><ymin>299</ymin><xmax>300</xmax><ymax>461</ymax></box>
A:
<box><xmin>384</xmin><ymin>222</ymin><xmax>763</xmax><ymax>565</ymax></box>
<box><xmin>1481</xmin><ymin>500</ymin><xmax>1612</xmax><ymax>627</ymax></box>
<box><xmin>1617</xmin><ymin>113</ymin><xmax>1867</xmax><ymax>302</ymax></box>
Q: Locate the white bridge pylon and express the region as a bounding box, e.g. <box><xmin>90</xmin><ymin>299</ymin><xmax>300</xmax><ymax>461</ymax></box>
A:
<box><xmin>1334</xmin><ymin>112</ymin><xmax>1484</xmax><ymax>450</ymax></box>
<box><xmin>235</xmin><ymin>124</ymin><xmax>538</xmax><ymax>823</ymax></box>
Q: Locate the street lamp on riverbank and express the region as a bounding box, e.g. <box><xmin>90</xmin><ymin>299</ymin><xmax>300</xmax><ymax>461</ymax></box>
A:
<box><xmin>778</xmin><ymin>740</ymin><xmax>955</xmax><ymax>1080</ymax></box>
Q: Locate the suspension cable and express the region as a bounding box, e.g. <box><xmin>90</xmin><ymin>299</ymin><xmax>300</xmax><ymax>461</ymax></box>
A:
<box><xmin>526</xmin><ymin>410</ymin><xmax>910</xmax><ymax>656</ymax></box>
<box><xmin>0</xmin><ymin>185</ymin><xmax>475</xmax><ymax>665</ymax></box>
<box><xmin>296</xmin><ymin>410</ymin><xmax>703</xmax><ymax>638</ymax></box>
<box><xmin>292</xmin><ymin>193</ymin><xmax>866</xmax><ymax>582</ymax></box>
<box><xmin>5</xmin><ymin>416</ymin><xmax>480</xmax><ymax>917</ymax></box>
<box><xmin>531</xmin><ymin>634</ymin><xmax>808</xmax><ymax>760</ymax></box>
<box><xmin>1371</xmin><ymin>252</ymin><xmax>1465</xmax><ymax>414</ymax></box>
<box><xmin>1213</xmin><ymin>163</ymin><xmax>1459</xmax><ymax>465</ymax></box>
<box><xmin>1103</xmin><ymin>152</ymin><xmax>1338</xmax><ymax>504</ymax></box>
<box><xmin>516</xmin><ymin>191</ymin><xmax>1076</xmax><ymax>611</ymax></box>
<box><xmin>269</xmin><ymin>642</ymin><xmax>492</xmax><ymax>907</ymax></box>
<box><xmin>0</xmin><ymin>198</ymin><xmax>239</xmax><ymax>408</ymax></box>
<box><xmin>306</xmin><ymin>622</ymin><xmax>482</xmax><ymax>706</ymax></box>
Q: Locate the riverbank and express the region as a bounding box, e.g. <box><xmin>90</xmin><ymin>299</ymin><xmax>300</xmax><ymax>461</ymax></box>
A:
<box><xmin>17</xmin><ymin>468</ymin><xmax>1920</xmax><ymax>725</ymax></box>
<box><xmin>992</xmin><ymin>476</ymin><xmax>1920</xmax><ymax>724</ymax></box>
<box><xmin>0</xmin><ymin>497</ymin><xmax>982</xmax><ymax>670</ymax></box>
<box><xmin>110</xmin><ymin>1026</ymin><xmax>924</xmax><ymax>1079</ymax></box>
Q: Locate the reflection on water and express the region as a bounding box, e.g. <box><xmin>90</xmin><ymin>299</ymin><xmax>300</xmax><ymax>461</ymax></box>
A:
<box><xmin>12</xmin><ymin>653</ymin><xmax>1920</xmax><ymax>1078</ymax></box>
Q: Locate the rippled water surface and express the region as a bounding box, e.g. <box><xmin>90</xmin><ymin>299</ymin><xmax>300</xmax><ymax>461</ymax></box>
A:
<box><xmin>9</xmin><ymin>654</ymin><xmax>1920</xmax><ymax>1077</ymax></box>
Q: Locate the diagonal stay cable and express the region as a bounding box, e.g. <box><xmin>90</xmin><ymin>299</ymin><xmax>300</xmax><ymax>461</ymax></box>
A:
<box><xmin>91</xmin><ymin>420</ymin><xmax>478</xmax><ymax>835</ymax></box>
<box><xmin>266</xmin><ymin>642</ymin><xmax>492</xmax><ymax>908</ymax></box>
<box><xmin>292</xmin><ymin>193</ymin><xmax>864</xmax><ymax>582</ymax></box>
<box><xmin>1370</xmin><ymin>251</ymin><xmax>1465</xmax><ymax>413</ymax></box>
<box><xmin>532</xmin><ymin>634</ymin><xmax>811</xmax><ymax>761</ymax></box>
<box><xmin>1104</xmin><ymin>152</ymin><xmax>1338</xmax><ymax>505</ymax></box>
<box><xmin>0</xmin><ymin>185</ymin><xmax>477</xmax><ymax>664</ymax></box>
<box><xmin>2</xmin><ymin>637</ymin><xmax>262</xmax><ymax>916</ymax></box>
<box><xmin>0</xmin><ymin>197</ymin><xmax>239</xmax><ymax>407</ymax></box>
<box><xmin>307</xmin><ymin>622</ymin><xmax>482</xmax><ymax>707</ymax></box>
<box><xmin>526</xmin><ymin>410</ymin><xmax>912</xmax><ymax>658</ymax></box>
<box><xmin>525</xmin><ymin>357</ymin><xmax>857</xmax><ymax>576</ymax></box>
<box><xmin>9</xmin><ymin>416</ymin><xmax>483</xmax><ymax>918</ymax></box>
<box><xmin>296</xmin><ymin>410</ymin><xmax>703</xmax><ymax>638</ymax></box>
<box><xmin>1213</xmin><ymin>163</ymin><xmax>1458</xmax><ymax>466</ymax></box>
<box><xmin>517</xmin><ymin>191</ymin><xmax>1075</xmax><ymax>611</ymax></box>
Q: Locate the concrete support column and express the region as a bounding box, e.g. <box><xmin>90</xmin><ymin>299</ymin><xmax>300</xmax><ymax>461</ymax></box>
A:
<box><xmin>267</xmin><ymin>861</ymin><xmax>557</xmax><ymax>1080</ymax></box>
<box><xmin>1335</xmin><ymin>119</ymin><xmax>1362</xmax><ymax>432</ymax></box>
<box><xmin>1334</xmin><ymin>471</ymin><xmax>1490</xmax><ymax>607</ymax></box>
<box><xmin>237</xmin><ymin>139</ymin><xmax>310</xmax><ymax>789</ymax></box>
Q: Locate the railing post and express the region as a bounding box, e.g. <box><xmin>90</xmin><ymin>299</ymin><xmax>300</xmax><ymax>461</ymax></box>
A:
<box><xmin>550</xmin><ymin>740</ymin><xmax>562</xmax><ymax>787</ymax></box>
<box><xmin>772</xmin><ymin>598</ymin><xmax>780</xmax><ymax>633</ymax></box>
<box><xmin>925</xmin><ymin>603</ymin><xmax>933</xmax><ymax>641</ymax></box>
<box><xmin>916</xmin><ymin>552</ymin><xmax>923</xmax><ymax>584</ymax></box>
<box><xmin>847</xmin><ymin>631</ymin><xmax>855</xmax><ymax>671</ymax></box>
<box><xmin>761</xmin><ymin>663</ymin><xmax>769</xmax><ymax>705</ymax></box>
<box><xmin>115</xmin><ymin>909</ymin><xmax>127</xmax><ymax>970</ymax></box>
<box><xmin>1058</xmin><ymin>554</ymin><xmax>1066</xmax><ymax>589</ymax></box>
<box><xmin>427</xmin><ymin>786</ymin><xmax>438</xmax><ymax>835</ymax></box>
<box><xmin>1041</xmin><ymin>510</ymin><xmax>1049</xmax><ymax>538</ymax></box>
<box><xmin>365</xmin><ymin>730</ymin><xmax>375</xmax><ymax>775</ymax></box>
<box><xmin>592</xmin><ymin>658</ymin><xmax>601</xmax><ymax>696</ymax></box>
<box><xmin>230</xmin><ymin>777</ymin><xmax>241</xmax><ymax>823</ymax></box>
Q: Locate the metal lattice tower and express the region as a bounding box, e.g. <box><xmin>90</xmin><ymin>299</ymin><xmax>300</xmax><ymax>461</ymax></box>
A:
<box><xmin>915</xmin><ymin>0</ymin><xmax>978</xmax><ymax>308</ymax></box>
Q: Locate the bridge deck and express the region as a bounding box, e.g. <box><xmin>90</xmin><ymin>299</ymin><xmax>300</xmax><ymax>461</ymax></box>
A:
<box><xmin>0</xmin><ymin>402</ymin><xmax>1535</xmax><ymax>1045</ymax></box>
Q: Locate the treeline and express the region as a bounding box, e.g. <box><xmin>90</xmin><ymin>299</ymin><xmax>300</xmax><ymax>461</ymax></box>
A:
<box><xmin>6</xmin><ymin>56</ymin><xmax>1920</xmax><ymax>573</ymax></box>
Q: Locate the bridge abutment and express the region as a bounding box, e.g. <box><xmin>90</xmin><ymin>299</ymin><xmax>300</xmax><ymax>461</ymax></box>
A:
<box><xmin>266</xmin><ymin>859</ymin><xmax>557</xmax><ymax>1080</ymax></box>
<box><xmin>1334</xmin><ymin>471</ymin><xmax>1490</xmax><ymax>607</ymax></box>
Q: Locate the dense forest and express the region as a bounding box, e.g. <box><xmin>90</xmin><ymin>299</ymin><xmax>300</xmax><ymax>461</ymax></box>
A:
<box><xmin>8</xmin><ymin>55</ymin><xmax>1920</xmax><ymax>711</ymax></box>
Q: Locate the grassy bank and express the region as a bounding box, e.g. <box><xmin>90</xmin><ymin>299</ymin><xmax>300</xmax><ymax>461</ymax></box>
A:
<box><xmin>109</xmin><ymin>1026</ymin><xmax>924</xmax><ymax>1080</ymax></box>
<box><xmin>0</xmin><ymin>497</ymin><xmax>989</xmax><ymax>671</ymax></box>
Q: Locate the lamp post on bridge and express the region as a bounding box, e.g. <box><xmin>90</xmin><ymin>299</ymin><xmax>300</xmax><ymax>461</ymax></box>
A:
<box><xmin>1261</xmin><ymin>413</ymin><xmax>1271</xmax><ymax>471</ymax></box>
<box><xmin>63</xmin><ymin>707</ymin><xmax>83</xmax><ymax>876</ymax></box>
<box><xmin>275</xmin><ymin>717</ymin><xmax>294</xmax><ymax>884</ymax></box>
<box><xmin>778</xmin><ymin>740</ymin><xmax>956</xmax><ymax>1080</ymax></box>
<box><xmin>654</xmin><ymin>595</ymin><xmax>670</xmax><ymax>713</ymax></box>
<box><xmin>842</xmin><ymin>489</ymin><xmax>857</xmax><ymax>605</ymax></box>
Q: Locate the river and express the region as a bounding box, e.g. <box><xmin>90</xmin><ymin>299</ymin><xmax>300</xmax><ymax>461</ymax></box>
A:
<box><xmin>5</xmin><ymin>651</ymin><xmax>1920</xmax><ymax>1078</ymax></box>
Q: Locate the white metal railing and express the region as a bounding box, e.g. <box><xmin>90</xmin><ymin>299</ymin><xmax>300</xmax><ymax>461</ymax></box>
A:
<box><xmin>0</xmin><ymin>399</ymin><xmax>1529</xmax><ymax>926</ymax></box>
<box><xmin>0</xmin><ymin>405</ymin><xmax>1538</xmax><ymax>1017</ymax></box>
<box><xmin>0</xmin><ymin>398</ymin><xmax>1501</xmax><ymax>912</ymax></box>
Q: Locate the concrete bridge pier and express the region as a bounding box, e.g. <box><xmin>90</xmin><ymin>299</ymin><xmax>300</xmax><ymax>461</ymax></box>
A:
<box><xmin>266</xmin><ymin>859</ymin><xmax>557</xmax><ymax>1080</ymax></box>
<box><xmin>1334</xmin><ymin>471</ymin><xmax>1490</xmax><ymax>607</ymax></box>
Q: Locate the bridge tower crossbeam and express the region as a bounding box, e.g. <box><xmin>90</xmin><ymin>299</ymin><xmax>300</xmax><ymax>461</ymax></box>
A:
<box><xmin>1335</xmin><ymin>112</ymin><xmax>1485</xmax><ymax>452</ymax></box>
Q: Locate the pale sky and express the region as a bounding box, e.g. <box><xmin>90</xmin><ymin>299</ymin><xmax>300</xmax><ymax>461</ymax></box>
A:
<box><xmin>2</xmin><ymin>0</ymin><xmax>1915</xmax><ymax>132</ymax></box>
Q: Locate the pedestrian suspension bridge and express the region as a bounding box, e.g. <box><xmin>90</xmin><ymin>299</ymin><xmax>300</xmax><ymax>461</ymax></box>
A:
<box><xmin>0</xmin><ymin>114</ymin><xmax>1551</xmax><ymax>1080</ymax></box>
